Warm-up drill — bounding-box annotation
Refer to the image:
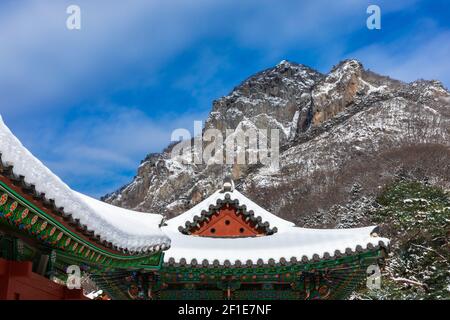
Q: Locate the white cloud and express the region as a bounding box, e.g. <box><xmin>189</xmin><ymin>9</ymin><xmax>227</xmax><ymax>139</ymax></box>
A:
<box><xmin>350</xmin><ymin>30</ymin><xmax>450</xmax><ymax>87</ymax></box>
<box><xmin>0</xmin><ymin>0</ymin><xmax>232</xmax><ymax>114</ymax></box>
<box><xmin>233</xmin><ymin>0</ymin><xmax>419</xmax><ymax>53</ymax></box>
<box><xmin>0</xmin><ymin>0</ymin><xmax>421</xmax><ymax>115</ymax></box>
<box><xmin>12</xmin><ymin>107</ymin><xmax>207</xmax><ymax>197</ymax></box>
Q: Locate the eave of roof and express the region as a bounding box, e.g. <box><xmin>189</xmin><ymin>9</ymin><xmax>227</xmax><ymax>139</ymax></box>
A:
<box><xmin>162</xmin><ymin>190</ymin><xmax>390</xmax><ymax>266</ymax></box>
<box><xmin>0</xmin><ymin>115</ymin><xmax>170</xmax><ymax>253</ymax></box>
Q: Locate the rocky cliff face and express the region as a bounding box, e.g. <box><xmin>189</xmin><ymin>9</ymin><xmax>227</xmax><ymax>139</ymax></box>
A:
<box><xmin>103</xmin><ymin>59</ymin><xmax>450</xmax><ymax>222</ymax></box>
<box><xmin>206</xmin><ymin>60</ymin><xmax>322</xmax><ymax>141</ymax></box>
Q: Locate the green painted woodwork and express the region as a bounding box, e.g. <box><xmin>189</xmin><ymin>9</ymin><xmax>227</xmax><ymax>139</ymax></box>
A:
<box><xmin>96</xmin><ymin>249</ymin><xmax>385</xmax><ymax>300</ymax></box>
<box><xmin>159</xmin><ymin>251</ymin><xmax>380</xmax><ymax>283</ymax></box>
<box><xmin>0</xmin><ymin>181</ymin><xmax>163</xmax><ymax>271</ymax></box>
<box><xmin>153</xmin><ymin>250</ymin><xmax>383</xmax><ymax>300</ymax></box>
<box><xmin>0</xmin><ymin>179</ymin><xmax>386</xmax><ymax>300</ymax></box>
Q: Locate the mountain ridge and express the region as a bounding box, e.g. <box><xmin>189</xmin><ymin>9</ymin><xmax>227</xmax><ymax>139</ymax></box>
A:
<box><xmin>103</xmin><ymin>59</ymin><xmax>450</xmax><ymax>224</ymax></box>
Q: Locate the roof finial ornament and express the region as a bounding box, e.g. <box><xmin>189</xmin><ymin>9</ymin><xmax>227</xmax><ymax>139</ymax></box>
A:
<box><xmin>222</xmin><ymin>176</ymin><xmax>234</xmax><ymax>192</ymax></box>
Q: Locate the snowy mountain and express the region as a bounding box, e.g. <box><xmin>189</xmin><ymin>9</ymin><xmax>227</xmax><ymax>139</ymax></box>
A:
<box><xmin>103</xmin><ymin>59</ymin><xmax>450</xmax><ymax>224</ymax></box>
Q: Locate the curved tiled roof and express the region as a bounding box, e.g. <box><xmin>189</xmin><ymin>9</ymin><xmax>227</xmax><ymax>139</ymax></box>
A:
<box><xmin>162</xmin><ymin>189</ymin><xmax>390</xmax><ymax>266</ymax></box>
<box><xmin>178</xmin><ymin>192</ymin><xmax>278</xmax><ymax>235</ymax></box>
<box><xmin>0</xmin><ymin>115</ymin><xmax>170</xmax><ymax>253</ymax></box>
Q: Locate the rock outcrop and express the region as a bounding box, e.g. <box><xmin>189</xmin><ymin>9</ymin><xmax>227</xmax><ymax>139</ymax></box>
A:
<box><xmin>103</xmin><ymin>59</ymin><xmax>450</xmax><ymax>221</ymax></box>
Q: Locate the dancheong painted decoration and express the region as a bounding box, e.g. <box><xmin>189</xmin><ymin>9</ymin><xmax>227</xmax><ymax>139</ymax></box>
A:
<box><xmin>0</xmin><ymin>116</ymin><xmax>390</xmax><ymax>300</ymax></box>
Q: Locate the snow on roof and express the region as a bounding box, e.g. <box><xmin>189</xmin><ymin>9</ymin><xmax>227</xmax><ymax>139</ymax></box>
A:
<box><xmin>162</xmin><ymin>189</ymin><xmax>390</xmax><ymax>265</ymax></box>
<box><xmin>0</xmin><ymin>115</ymin><xmax>170</xmax><ymax>252</ymax></box>
<box><xmin>165</xmin><ymin>189</ymin><xmax>295</xmax><ymax>233</ymax></box>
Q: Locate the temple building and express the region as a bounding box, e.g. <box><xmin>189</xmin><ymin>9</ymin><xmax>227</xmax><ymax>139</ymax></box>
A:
<box><xmin>157</xmin><ymin>181</ymin><xmax>389</xmax><ymax>300</ymax></box>
<box><xmin>0</xmin><ymin>116</ymin><xmax>390</xmax><ymax>300</ymax></box>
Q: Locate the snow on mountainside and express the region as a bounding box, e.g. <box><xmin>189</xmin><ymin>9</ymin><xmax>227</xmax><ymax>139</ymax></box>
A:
<box><xmin>103</xmin><ymin>59</ymin><xmax>450</xmax><ymax>222</ymax></box>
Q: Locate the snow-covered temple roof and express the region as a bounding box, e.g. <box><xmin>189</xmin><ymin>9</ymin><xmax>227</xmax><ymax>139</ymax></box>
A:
<box><xmin>162</xmin><ymin>188</ymin><xmax>390</xmax><ymax>266</ymax></box>
<box><xmin>0</xmin><ymin>116</ymin><xmax>170</xmax><ymax>253</ymax></box>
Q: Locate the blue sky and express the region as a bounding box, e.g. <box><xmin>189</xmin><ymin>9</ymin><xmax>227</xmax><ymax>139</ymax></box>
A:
<box><xmin>0</xmin><ymin>0</ymin><xmax>449</xmax><ymax>198</ymax></box>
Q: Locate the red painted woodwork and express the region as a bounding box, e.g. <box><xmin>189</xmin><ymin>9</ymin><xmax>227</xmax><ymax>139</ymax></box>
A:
<box><xmin>192</xmin><ymin>205</ymin><xmax>264</xmax><ymax>237</ymax></box>
<box><xmin>0</xmin><ymin>258</ymin><xmax>86</xmax><ymax>300</ymax></box>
